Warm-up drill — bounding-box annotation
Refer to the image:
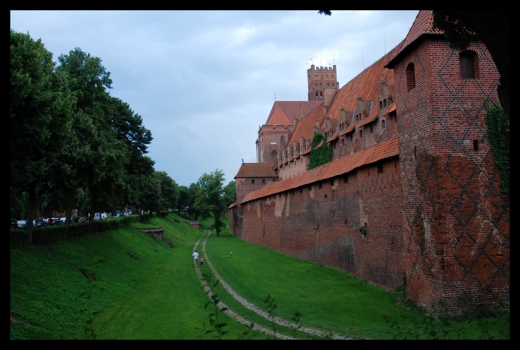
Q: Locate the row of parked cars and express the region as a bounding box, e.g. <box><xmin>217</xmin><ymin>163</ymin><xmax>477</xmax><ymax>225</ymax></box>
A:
<box><xmin>10</xmin><ymin>217</ymin><xmax>67</xmax><ymax>229</ymax></box>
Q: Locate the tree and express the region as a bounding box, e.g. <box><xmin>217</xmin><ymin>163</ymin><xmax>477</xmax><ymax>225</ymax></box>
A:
<box><xmin>56</xmin><ymin>48</ymin><xmax>128</xmax><ymax>222</ymax></box>
<box><xmin>223</xmin><ymin>180</ymin><xmax>236</xmax><ymax>208</ymax></box>
<box><xmin>10</xmin><ymin>30</ymin><xmax>74</xmax><ymax>244</ymax></box>
<box><xmin>194</xmin><ymin>170</ymin><xmax>227</xmax><ymax>236</ymax></box>
<box><xmin>154</xmin><ymin>171</ymin><xmax>179</xmax><ymax>212</ymax></box>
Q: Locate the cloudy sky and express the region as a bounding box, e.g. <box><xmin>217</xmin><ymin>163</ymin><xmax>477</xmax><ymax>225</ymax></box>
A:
<box><xmin>10</xmin><ymin>10</ymin><xmax>419</xmax><ymax>187</ymax></box>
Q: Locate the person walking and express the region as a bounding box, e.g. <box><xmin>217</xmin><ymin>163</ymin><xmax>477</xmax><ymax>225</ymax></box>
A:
<box><xmin>200</xmin><ymin>257</ymin><xmax>204</xmax><ymax>266</ymax></box>
<box><xmin>192</xmin><ymin>250</ymin><xmax>199</xmax><ymax>267</ymax></box>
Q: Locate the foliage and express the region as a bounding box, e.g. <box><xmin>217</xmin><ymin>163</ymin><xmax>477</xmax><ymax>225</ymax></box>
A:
<box><xmin>199</xmin><ymin>272</ymin><xmax>228</xmax><ymax>340</ymax></box>
<box><xmin>308</xmin><ymin>132</ymin><xmax>333</xmax><ymax>170</ymax></box>
<box><xmin>10</xmin><ymin>29</ymin><xmax>75</xmax><ymax>244</ymax></box>
<box><xmin>483</xmin><ymin>99</ymin><xmax>509</xmax><ymax>195</ymax></box>
<box><xmin>194</xmin><ymin>170</ymin><xmax>228</xmax><ymax>236</ymax></box>
<box><xmin>432</xmin><ymin>11</ymin><xmax>479</xmax><ymax>51</ymax></box>
<box><xmin>10</xmin><ymin>31</ymin><xmax>157</xmax><ymax>241</ymax></box>
<box><xmin>263</xmin><ymin>294</ymin><xmax>277</xmax><ymax>339</ymax></box>
<box><xmin>223</xmin><ymin>180</ymin><xmax>236</xmax><ymax>208</ymax></box>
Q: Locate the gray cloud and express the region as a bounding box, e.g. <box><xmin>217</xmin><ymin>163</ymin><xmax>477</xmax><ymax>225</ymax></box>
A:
<box><xmin>10</xmin><ymin>10</ymin><xmax>418</xmax><ymax>186</ymax></box>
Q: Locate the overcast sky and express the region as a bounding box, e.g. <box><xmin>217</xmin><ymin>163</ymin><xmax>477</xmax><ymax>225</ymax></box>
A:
<box><xmin>10</xmin><ymin>10</ymin><xmax>419</xmax><ymax>187</ymax></box>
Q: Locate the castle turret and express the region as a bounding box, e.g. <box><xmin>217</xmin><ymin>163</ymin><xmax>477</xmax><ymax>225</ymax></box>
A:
<box><xmin>307</xmin><ymin>64</ymin><xmax>339</xmax><ymax>106</ymax></box>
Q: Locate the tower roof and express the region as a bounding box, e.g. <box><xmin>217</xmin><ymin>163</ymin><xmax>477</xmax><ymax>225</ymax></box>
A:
<box><xmin>385</xmin><ymin>10</ymin><xmax>444</xmax><ymax>68</ymax></box>
<box><xmin>266</xmin><ymin>106</ymin><xmax>291</xmax><ymax>126</ymax></box>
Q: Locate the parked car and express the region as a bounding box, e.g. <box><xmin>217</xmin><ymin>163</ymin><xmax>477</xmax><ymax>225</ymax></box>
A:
<box><xmin>10</xmin><ymin>218</ymin><xmax>18</xmax><ymax>229</ymax></box>
<box><xmin>17</xmin><ymin>219</ymin><xmax>27</xmax><ymax>229</ymax></box>
<box><xmin>33</xmin><ymin>218</ymin><xmax>48</xmax><ymax>228</ymax></box>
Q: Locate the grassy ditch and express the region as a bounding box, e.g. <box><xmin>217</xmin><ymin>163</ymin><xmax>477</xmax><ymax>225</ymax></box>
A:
<box><xmin>10</xmin><ymin>214</ymin><xmax>509</xmax><ymax>339</ymax></box>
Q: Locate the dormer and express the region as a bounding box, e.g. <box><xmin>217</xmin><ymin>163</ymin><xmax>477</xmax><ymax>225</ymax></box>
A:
<box><xmin>354</xmin><ymin>98</ymin><xmax>372</xmax><ymax>122</ymax></box>
<box><xmin>378</xmin><ymin>81</ymin><xmax>395</xmax><ymax>111</ymax></box>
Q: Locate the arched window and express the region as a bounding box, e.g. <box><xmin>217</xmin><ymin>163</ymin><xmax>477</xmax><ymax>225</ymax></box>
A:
<box><xmin>460</xmin><ymin>50</ymin><xmax>478</xmax><ymax>79</ymax></box>
<box><xmin>406</xmin><ymin>63</ymin><xmax>415</xmax><ymax>91</ymax></box>
<box><xmin>383</xmin><ymin>99</ymin><xmax>387</xmax><ymax>107</ymax></box>
<box><xmin>280</xmin><ymin>136</ymin><xmax>285</xmax><ymax>149</ymax></box>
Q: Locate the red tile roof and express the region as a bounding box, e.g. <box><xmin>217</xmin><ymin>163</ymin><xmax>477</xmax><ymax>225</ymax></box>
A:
<box><xmin>385</xmin><ymin>10</ymin><xmax>443</xmax><ymax>68</ymax></box>
<box><xmin>386</xmin><ymin>101</ymin><xmax>396</xmax><ymax>115</ymax></box>
<box><xmin>266</xmin><ymin>106</ymin><xmax>291</xmax><ymax>126</ymax></box>
<box><xmin>235</xmin><ymin>163</ymin><xmax>277</xmax><ymax>178</ymax></box>
<box><xmin>318</xmin><ymin>41</ymin><xmax>402</xmax><ymax>131</ymax></box>
<box><xmin>242</xmin><ymin>137</ymin><xmax>399</xmax><ymax>203</ymax></box>
<box><xmin>327</xmin><ymin>130</ymin><xmax>339</xmax><ymax>143</ymax></box>
<box><xmin>267</xmin><ymin>101</ymin><xmax>323</xmax><ymax>125</ymax></box>
<box><xmin>288</xmin><ymin>103</ymin><xmax>325</xmax><ymax>146</ymax></box>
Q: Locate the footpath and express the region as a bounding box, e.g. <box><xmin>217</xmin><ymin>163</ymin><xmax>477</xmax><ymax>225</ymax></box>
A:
<box><xmin>193</xmin><ymin>230</ymin><xmax>350</xmax><ymax>340</ymax></box>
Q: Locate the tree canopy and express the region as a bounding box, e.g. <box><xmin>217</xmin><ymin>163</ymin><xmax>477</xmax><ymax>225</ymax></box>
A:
<box><xmin>194</xmin><ymin>170</ymin><xmax>229</xmax><ymax>236</ymax></box>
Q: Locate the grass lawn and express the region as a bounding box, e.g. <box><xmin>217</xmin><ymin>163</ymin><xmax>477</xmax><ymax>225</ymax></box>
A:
<box><xmin>10</xmin><ymin>213</ymin><xmax>510</xmax><ymax>340</ymax></box>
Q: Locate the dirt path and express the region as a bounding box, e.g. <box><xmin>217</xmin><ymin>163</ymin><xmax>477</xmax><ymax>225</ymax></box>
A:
<box><xmin>194</xmin><ymin>230</ymin><xmax>350</xmax><ymax>340</ymax></box>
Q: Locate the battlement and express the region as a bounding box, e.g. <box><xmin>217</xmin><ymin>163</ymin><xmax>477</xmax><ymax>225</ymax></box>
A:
<box><xmin>307</xmin><ymin>64</ymin><xmax>336</xmax><ymax>73</ymax></box>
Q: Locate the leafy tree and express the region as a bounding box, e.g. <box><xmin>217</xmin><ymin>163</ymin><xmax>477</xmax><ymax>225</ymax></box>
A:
<box><xmin>223</xmin><ymin>180</ymin><xmax>236</xmax><ymax>208</ymax></box>
<box><xmin>10</xmin><ymin>30</ymin><xmax>74</xmax><ymax>243</ymax></box>
<box><xmin>194</xmin><ymin>170</ymin><xmax>227</xmax><ymax>236</ymax></box>
<box><xmin>154</xmin><ymin>171</ymin><xmax>179</xmax><ymax>212</ymax></box>
<box><xmin>56</xmin><ymin>48</ymin><xmax>128</xmax><ymax>222</ymax></box>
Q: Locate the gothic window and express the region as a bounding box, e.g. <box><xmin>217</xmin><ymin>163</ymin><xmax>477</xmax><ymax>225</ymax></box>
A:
<box><xmin>251</xmin><ymin>179</ymin><xmax>255</xmax><ymax>184</ymax></box>
<box><xmin>382</xmin><ymin>119</ymin><xmax>386</xmax><ymax>129</ymax></box>
<box><xmin>383</xmin><ymin>99</ymin><xmax>387</xmax><ymax>107</ymax></box>
<box><xmin>406</xmin><ymin>63</ymin><xmax>415</xmax><ymax>91</ymax></box>
<box><xmin>379</xmin><ymin>101</ymin><xmax>382</xmax><ymax>109</ymax></box>
<box><xmin>460</xmin><ymin>50</ymin><xmax>478</xmax><ymax>79</ymax></box>
<box><xmin>280</xmin><ymin>136</ymin><xmax>285</xmax><ymax>149</ymax></box>
<box><xmin>262</xmin><ymin>179</ymin><xmax>265</xmax><ymax>184</ymax></box>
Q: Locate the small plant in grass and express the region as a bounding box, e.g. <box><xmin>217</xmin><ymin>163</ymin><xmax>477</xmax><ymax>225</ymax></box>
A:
<box><xmin>290</xmin><ymin>311</ymin><xmax>302</xmax><ymax>338</ymax></box>
<box><xmin>199</xmin><ymin>272</ymin><xmax>228</xmax><ymax>340</ymax></box>
<box><xmin>263</xmin><ymin>294</ymin><xmax>277</xmax><ymax>339</ymax></box>
<box><xmin>236</xmin><ymin>322</ymin><xmax>255</xmax><ymax>340</ymax></box>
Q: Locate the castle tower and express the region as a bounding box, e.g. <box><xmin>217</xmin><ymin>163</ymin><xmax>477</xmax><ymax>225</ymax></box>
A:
<box><xmin>385</xmin><ymin>10</ymin><xmax>509</xmax><ymax>314</ymax></box>
<box><xmin>307</xmin><ymin>64</ymin><xmax>339</xmax><ymax>106</ymax></box>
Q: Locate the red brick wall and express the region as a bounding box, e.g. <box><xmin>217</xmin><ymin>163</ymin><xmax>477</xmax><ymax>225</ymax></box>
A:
<box><xmin>239</xmin><ymin>158</ymin><xmax>404</xmax><ymax>289</ymax></box>
<box><xmin>394</xmin><ymin>39</ymin><xmax>510</xmax><ymax>313</ymax></box>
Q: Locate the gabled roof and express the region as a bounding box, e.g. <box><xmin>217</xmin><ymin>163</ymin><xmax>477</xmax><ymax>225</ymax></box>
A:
<box><xmin>266</xmin><ymin>101</ymin><xmax>323</xmax><ymax>125</ymax></box>
<box><xmin>242</xmin><ymin>137</ymin><xmax>399</xmax><ymax>203</ymax></box>
<box><xmin>265</xmin><ymin>106</ymin><xmax>291</xmax><ymax>126</ymax></box>
<box><xmin>385</xmin><ymin>10</ymin><xmax>444</xmax><ymax>68</ymax></box>
<box><xmin>288</xmin><ymin>103</ymin><xmax>324</xmax><ymax>145</ymax></box>
<box><xmin>235</xmin><ymin>163</ymin><xmax>277</xmax><ymax>178</ymax></box>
